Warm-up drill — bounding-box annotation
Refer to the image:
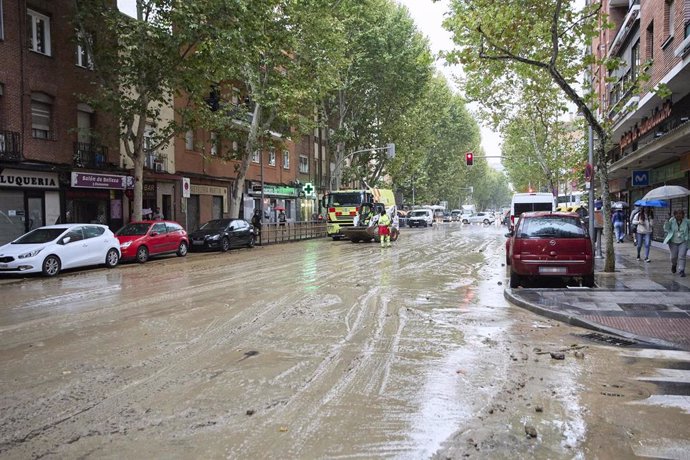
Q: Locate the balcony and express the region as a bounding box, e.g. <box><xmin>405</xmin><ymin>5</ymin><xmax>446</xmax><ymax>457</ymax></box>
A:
<box><xmin>144</xmin><ymin>153</ymin><xmax>167</xmax><ymax>173</ymax></box>
<box><xmin>73</xmin><ymin>142</ymin><xmax>109</xmax><ymax>168</ymax></box>
<box><xmin>607</xmin><ymin>3</ymin><xmax>640</xmax><ymax>59</ymax></box>
<box><xmin>0</xmin><ymin>131</ymin><xmax>22</xmax><ymax>162</ymax></box>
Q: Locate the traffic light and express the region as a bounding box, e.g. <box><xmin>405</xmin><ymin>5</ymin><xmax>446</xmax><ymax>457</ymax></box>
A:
<box><xmin>465</xmin><ymin>152</ymin><xmax>474</xmax><ymax>166</ymax></box>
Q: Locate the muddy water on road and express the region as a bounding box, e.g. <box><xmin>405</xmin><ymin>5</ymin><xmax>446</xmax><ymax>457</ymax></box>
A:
<box><xmin>0</xmin><ymin>224</ymin><xmax>684</xmax><ymax>459</ymax></box>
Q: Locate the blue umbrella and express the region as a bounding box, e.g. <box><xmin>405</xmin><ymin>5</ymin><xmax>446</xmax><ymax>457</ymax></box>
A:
<box><xmin>634</xmin><ymin>199</ymin><xmax>668</xmax><ymax>207</ymax></box>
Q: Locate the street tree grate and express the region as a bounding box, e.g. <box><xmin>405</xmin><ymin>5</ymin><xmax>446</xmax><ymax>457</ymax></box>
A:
<box><xmin>579</xmin><ymin>332</ymin><xmax>637</xmax><ymax>347</ymax></box>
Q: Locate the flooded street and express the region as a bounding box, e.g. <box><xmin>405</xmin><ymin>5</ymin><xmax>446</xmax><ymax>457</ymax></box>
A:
<box><xmin>1</xmin><ymin>224</ymin><xmax>689</xmax><ymax>459</ymax></box>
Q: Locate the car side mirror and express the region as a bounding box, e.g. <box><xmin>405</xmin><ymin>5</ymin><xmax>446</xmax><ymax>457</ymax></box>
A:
<box><xmin>505</xmin><ymin>231</ymin><xmax>514</xmax><ymax>238</ymax></box>
<box><xmin>150</xmin><ymin>231</ymin><xmax>159</xmax><ymax>237</ymax></box>
<box><xmin>61</xmin><ymin>236</ymin><xmax>71</xmax><ymax>245</ymax></box>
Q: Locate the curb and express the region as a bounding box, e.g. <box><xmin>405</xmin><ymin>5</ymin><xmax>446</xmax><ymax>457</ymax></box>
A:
<box><xmin>503</xmin><ymin>288</ymin><xmax>685</xmax><ymax>351</ymax></box>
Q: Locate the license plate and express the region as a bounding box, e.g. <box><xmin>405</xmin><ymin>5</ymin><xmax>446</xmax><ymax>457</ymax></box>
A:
<box><xmin>0</xmin><ymin>263</ymin><xmax>7</xmax><ymax>269</ymax></box>
<box><xmin>539</xmin><ymin>266</ymin><xmax>567</xmax><ymax>274</ymax></box>
<box><xmin>192</xmin><ymin>240</ymin><xmax>204</xmax><ymax>245</ymax></box>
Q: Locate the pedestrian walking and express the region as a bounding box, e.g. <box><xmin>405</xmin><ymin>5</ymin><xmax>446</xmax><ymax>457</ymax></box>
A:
<box><xmin>377</xmin><ymin>210</ymin><xmax>392</xmax><ymax>248</ymax></box>
<box><xmin>612</xmin><ymin>208</ymin><xmax>625</xmax><ymax>243</ymax></box>
<box><xmin>593</xmin><ymin>206</ymin><xmax>604</xmax><ymax>257</ymax></box>
<box><xmin>633</xmin><ymin>208</ymin><xmax>653</xmax><ymax>262</ymax></box>
<box><xmin>663</xmin><ymin>209</ymin><xmax>690</xmax><ymax>277</ymax></box>
<box><xmin>278</xmin><ymin>210</ymin><xmax>286</xmax><ymax>227</ymax></box>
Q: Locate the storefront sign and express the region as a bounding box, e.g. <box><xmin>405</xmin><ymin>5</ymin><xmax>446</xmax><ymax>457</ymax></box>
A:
<box><xmin>71</xmin><ymin>172</ymin><xmax>134</xmax><ymax>189</ymax></box>
<box><xmin>190</xmin><ymin>184</ymin><xmax>229</xmax><ymax>212</ymax></box>
<box><xmin>620</xmin><ymin>100</ymin><xmax>673</xmax><ymax>152</ymax></box>
<box><xmin>632</xmin><ymin>170</ymin><xmax>649</xmax><ymax>186</ymax></box>
<box><xmin>249</xmin><ymin>183</ymin><xmax>297</xmax><ymax>197</ymax></box>
<box><xmin>0</xmin><ymin>169</ymin><xmax>58</xmax><ymax>189</ymax></box>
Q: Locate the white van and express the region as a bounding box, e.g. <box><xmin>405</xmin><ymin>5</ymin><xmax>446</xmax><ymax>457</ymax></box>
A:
<box><xmin>408</xmin><ymin>208</ymin><xmax>434</xmax><ymax>227</ymax></box>
<box><xmin>510</xmin><ymin>192</ymin><xmax>556</xmax><ymax>226</ymax></box>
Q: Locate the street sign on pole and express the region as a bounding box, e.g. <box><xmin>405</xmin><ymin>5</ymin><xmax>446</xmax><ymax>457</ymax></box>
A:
<box><xmin>182</xmin><ymin>177</ymin><xmax>191</xmax><ymax>198</ymax></box>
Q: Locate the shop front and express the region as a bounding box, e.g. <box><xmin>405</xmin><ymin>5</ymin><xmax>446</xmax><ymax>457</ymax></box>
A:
<box><xmin>182</xmin><ymin>182</ymin><xmax>230</xmax><ymax>232</ymax></box>
<box><xmin>0</xmin><ymin>168</ymin><xmax>60</xmax><ymax>244</ymax></box>
<box><xmin>246</xmin><ymin>182</ymin><xmax>299</xmax><ymax>222</ymax></box>
<box><xmin>68</xmin><ymin>172</ymin><xmax>133</xmax><ymax>231</ymax></box>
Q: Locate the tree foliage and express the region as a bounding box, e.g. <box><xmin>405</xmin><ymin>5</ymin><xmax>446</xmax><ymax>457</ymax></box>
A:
<box><xmin>442</xmin><ymin>0</ymin><xmax>618</xmax><ymax>271</ymax></box>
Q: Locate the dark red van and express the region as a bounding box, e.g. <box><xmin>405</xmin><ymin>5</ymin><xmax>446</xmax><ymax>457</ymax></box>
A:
<box><xmin>506</xmin><ymin>212</ymin><xmax>594</xmax><ymax>288</ymax></box>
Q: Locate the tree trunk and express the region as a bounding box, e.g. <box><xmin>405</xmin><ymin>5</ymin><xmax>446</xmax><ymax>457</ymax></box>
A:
<box><xmin>596</xmin><ymin>141</ymin><xmax>615</xmax><ymax>272</ymax></box>
<box><xmin>332</xmin><ymin>89</ymin><xmax>347</xmax><ymax>191</ymax></box>
<box><xmin>228</xmin><ymin>102</ymin><xmax>262</xmax><ymax>218</ymax></box>
<box><xmin>132</xmin><ymin>154</ymin><xmax>144</xmax><ymax>222</ymax></box>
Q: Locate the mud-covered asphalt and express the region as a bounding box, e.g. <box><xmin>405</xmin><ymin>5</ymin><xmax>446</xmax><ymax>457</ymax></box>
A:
<box><xmin>1</xmin><ymin>223</ymin><xmax>688</xmax><ymax>459</ymax></box>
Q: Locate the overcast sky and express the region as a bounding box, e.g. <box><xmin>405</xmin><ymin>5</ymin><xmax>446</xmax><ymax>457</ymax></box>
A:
<box><xmin>117</xmin><ymin>0</ymin><xmax>502</xmax><ymax>167</ymax></box>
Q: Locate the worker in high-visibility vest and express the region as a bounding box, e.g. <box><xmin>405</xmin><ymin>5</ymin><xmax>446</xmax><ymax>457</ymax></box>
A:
<box><xmin>378</xmin><ymin>210</ymin><xmax>392</xmax><ymax>248</ymax></box>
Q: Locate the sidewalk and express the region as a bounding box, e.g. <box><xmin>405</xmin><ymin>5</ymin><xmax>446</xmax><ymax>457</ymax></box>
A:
<box><xmin>505</xmin><ymin>239</ymin><xmax>690</xmax><ymax>350</ymax></box>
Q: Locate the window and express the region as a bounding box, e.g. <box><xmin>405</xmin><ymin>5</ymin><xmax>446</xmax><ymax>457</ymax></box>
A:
<box><xmin>31</xmin><ymin>93</ymin><xmax>53</xmax><ymax>139</ymax></box>
<box><xmin>299</xmin><ymin>155</ymin><xmax>309</xmax><ymax>173</ymax></box>
<box><xmin>252</xmin><ymin>150</ymin><xmax>260</xmax><ymax>163</ymax></box>
<box><xmin>64</xmin><ymin>227</ymin><xmax>84</xmax><ymax>243</ymax></box>
<box><xmin>27</xmin><ymin>9</ymin><xmax>51</xmax><ymax>55</ymax></box>
<box><xmin>666</xmin><ymin>0</ymin><xmax>675</xmax><ymax>38</ymax></box>
<box><xmin>185</xmin><ymin>130</ymin><xmax>194</xmax><ymax>150</ymax></box>
<box><xmin>268</xmin><ymin>148</ymin><xmax>276</xmax><ymax>166</ymax></box>
<box><xmin>83</xmin><ymin>226</ymin><xmax>105</xmax><ymax>239</ymax></box>
<box><xmin>152</xmin><ymin>223</ymin><xmax>167</xmax><ymax>234</ymax></box>
<box><xmin>77</xmin><ymin>109</ymin><xmax>92</xmax><ymax>143</ymax></box>
<box><xmin>646</xmin><ymin>22</ymin><xmax>654</xmax><ymax>60</ymax></box>
<box><xmin>282</xmin><ymin>150</ymin><xmax>289</xmax><ymax>169</ymax></box>
<box><xmin>631</xmin><ymin>40</ymin><xmax>640</xmax><ymax>80</ymax></box>
<box><xmin>1</xmin><ymin>0</ymin><xmax>5</xmax><ymax>40</ymax></box>
<box><xmin>75</xmin><ymin>32</ymin><xmax>93</xmax><ymax>68</ymax></box>
<box><xmin>210</xmin><ymin>132</ymin><xmax>218</xmax><ymax>156</ymax></box>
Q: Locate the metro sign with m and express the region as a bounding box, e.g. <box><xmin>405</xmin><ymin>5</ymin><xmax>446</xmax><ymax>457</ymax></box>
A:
<box><xmin>632</xmin><ymin>170</ymin><xmax>649</xmax><ymax>187</ymax></box>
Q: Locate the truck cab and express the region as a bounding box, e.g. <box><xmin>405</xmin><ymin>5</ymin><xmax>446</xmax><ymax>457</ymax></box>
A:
<box><xmin>323</xmin><ymin>188</ymin><xmax>395</xmax><ymax>240</ymax></box>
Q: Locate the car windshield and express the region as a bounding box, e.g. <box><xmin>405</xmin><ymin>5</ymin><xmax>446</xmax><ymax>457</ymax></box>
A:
<box><xmin>327</xmin><ymin>192</ymin><xmax>364</xmax><ymax>206</ymax></box>
<box><xmin>518</xmin><ymin>216</ymin><xmax>586</xmax><ymax>238</ymax></box>
<box><xmin>410</xmin><ymin>211</ymin><xmax>428</xmax><ymax>217</ymax></box>
<box><xmin>200</xmin><ymin>219</ymin><xmax>231</xmax><ymax>230</ymax></box>
<box><xmin>12</xmin><ymin>228</ymin><xmax>67</xmax><ymax>244</ymax></box>
<box><xmin>116</xmin><ymin>223</ymin><xmax>151</xmax><ymax>236</ymax></box>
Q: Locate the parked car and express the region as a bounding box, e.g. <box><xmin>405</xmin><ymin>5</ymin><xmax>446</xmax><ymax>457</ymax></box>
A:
<box><xmin>462</xmin><ymin>212</ymin><xmax>495</xmax><ymax>225</ymax></box>
<box><xmin>450</xmin><ymin>209</ymin><xmax>463</xmax><ymax>221</ymax></box>
<box><xmin>189</xmin><ymin>219</ymin><xmax>256</xmax><ymax>252</ymax></box>
<box><xmin>116</xmin><ymin>220</ymin><xmax>188</xmax><ymax>263</ymax></box>
<box><xmin>442</xmin><ymin>211</ymin><xmax>453</xmax><ymax>222</ymax></box>
<box><xmin>0</xmin><ymin>224</ymin><xmax>120</xmax><ymax>277</ymax></box>
<box><xmin>505</xmin><ymin>211</ymin><xmax>594</xmax><ymax>288</ymax></box>
<box><xmin>407</xmin><ymin>208</ymin><xmax>434</xmax><ymax>227</ymax></box>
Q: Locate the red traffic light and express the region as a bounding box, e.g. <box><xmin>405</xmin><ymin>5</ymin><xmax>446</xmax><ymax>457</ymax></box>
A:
<box><xmin>465</xmin><ymin>152</ymin><xmax>474</xmax><ymax>166</ymax></box>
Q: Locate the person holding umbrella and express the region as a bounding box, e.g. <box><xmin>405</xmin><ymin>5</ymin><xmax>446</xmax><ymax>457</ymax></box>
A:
<box><xmin>663</xmin><ymin>209</ymin><xmax>690</xmax><ymax>277</ymax></box>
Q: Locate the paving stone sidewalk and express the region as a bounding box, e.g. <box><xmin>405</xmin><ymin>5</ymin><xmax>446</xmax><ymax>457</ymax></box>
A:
<box><xmin>505</xmin><ymin>239</ymin><xmax>690</xmax><ymax>350</ymax></box>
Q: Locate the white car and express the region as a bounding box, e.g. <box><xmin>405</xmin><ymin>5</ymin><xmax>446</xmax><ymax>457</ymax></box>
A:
<box><xmin>462</xmin><ymin>212</ymin><xmax>495</xmax><ymax>225</ymax></box>
<box><xmin>0</xmin><ymin>224</ymin><xmax>120</xmax><ymax>277</ymax></box>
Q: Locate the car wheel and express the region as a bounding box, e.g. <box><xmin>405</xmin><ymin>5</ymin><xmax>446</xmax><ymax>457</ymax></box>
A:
<box><xmin>483</xmin><ymin>219</ymin><xmax>490</xmax><ymax>225</ymax></box>
<box><xmin>136</xmin><ymin>246</ymin><xmax>149</xmax><ymax>263</ymax></box>
<box><xmin>332</xmin><ymin>236</ymin><xmax>341</xmax><ymax>241</ymax></box>
<box><xmin>509</xmin><ymin>271</ymin><xmax>520</xmax><ymax>288</ymax></box>
<box><xmin>582</xmin><ymin>274</ymin><xmax>595</xmax><ymax>288</ymax></box>
<box><xmin>462</xmin><ymin>219</ymin><xmax>469</xmax><ymax>224</ymax></box>
<box><xmin>391</xmin><ymin>229</ymin><xmax>399</xmax><ymax>241</ymax></box>
<box><xmin>221</xmin><ymin>237</ymin><xmax>230</xmax><ymax>252</ymax></box>
<box><xmin>248</xmin><ymin>235</ymin><xmax>256</xmax><ymax>248</ymax></box>
<box><xmin>105</xmin><ymin>248</ymin><xmax>119</xmax><ymax>268</ymax></box>
<box><xmin>351</xmin><ymin>237</ymin><xmax>361</xmax><ymax>243</ymax></box>
<box><xmin>42</xmin><ymin>255</ymin><xmax>61</xmax><ymax>277</ymax></box>
<box><xmin>177</xmin><ymin>241</ymin><xmax>188</xmax><ymax>257</ymax></box>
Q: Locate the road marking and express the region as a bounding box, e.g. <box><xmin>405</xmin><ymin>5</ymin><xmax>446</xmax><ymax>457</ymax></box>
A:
<box><xmin>636</xmin><ymin>368</ymin><xmax>690</xmax><ymax>384</ymax></box>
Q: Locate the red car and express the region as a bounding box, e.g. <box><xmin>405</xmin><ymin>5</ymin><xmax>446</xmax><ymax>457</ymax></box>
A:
<box><xmin>506</xmin><ymin>211</ymin><xmax>594</xmax><ymax>288</ymax></box>
<box><xmin>116</xmin><ymin>220</ymin><xmax>189</xmax><ymax>263</ymax></box>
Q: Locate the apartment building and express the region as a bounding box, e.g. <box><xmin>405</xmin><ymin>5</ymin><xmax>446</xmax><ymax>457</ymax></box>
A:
<box><xmin>591</xmin><ymin>0</ymin><xmax>690</xmax><ymax>237</ymax></box>
<box><xmin>0</xmin><ymin>0</ymin><xmax>127</xmax><ymax>244</ymax></box>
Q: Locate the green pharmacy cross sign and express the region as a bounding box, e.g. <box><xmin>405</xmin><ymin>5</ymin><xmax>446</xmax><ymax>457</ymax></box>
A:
<box><xmin>302</xmin><ymin>182</ymin><xmax>315</xmax><ymax>197</ymax></box>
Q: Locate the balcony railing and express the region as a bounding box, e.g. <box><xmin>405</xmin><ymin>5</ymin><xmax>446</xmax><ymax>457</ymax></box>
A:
<box><xmin>144</xmin><ymin>153</ymin><xmax>167</xmax><ymax>172</ymax></box>
<box><xmin>73</xmin><ymin>142</ymin><xmax>109</xmax><ymax>168</ymax></box>
<box><xmin>0</xmin><ymin>130</ymin><xmax>22</xmax><ymax>162</ymax></box>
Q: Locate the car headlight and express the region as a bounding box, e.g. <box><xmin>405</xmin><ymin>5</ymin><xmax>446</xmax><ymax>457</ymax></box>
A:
<box><xmin>18</xmin><ymin>249</ymin><xmax>43</xmax><ymax>259</ymax></box>
<box><xmin>120</xmin><ymin>241</ymin><xmax>132</xmax><ymax>249</ymax></box>
<box><xmin>209</xmin><ymin>234</ymin><xmax>220</xmax><ymax>240</ymax></box>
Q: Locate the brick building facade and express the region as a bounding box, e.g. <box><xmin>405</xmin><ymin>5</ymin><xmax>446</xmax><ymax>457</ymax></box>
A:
<box><xmin>590</xmin><ymin>0</ymin><xmax>690</xmax><ymax>239</ymax></box>
<box><xmin>0</xmin><ymin>0</ymin><xmax>128</xmax><ymax>245</ymax></box>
